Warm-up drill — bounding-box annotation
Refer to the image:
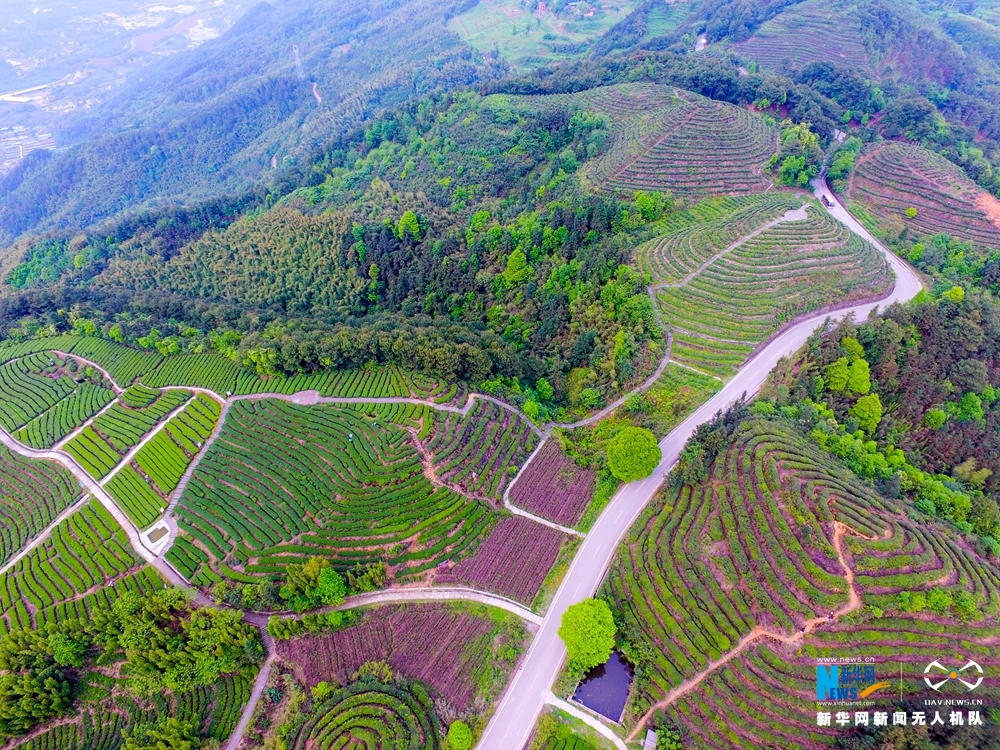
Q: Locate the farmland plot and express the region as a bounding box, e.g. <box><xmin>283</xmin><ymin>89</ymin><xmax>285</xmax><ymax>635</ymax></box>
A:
<box><xmin>424</xmin><ymin>399</ymin><xmax>538</xmax><ymax>501</ymax></box>
<box><xmin>0</xmin><ymin>445</ymin><xmax>81</xmax><ymax>569</ymax></box>
<box><xmin>234</xmin><ymin>365</ymin><xmax>408</xmax><ymax>398</ymax></box>
<box><xmin>91</xmin><ymin>388</ymin><xmax>190</xmax><ymax>451</ymax></box>
<box><xmin>641</xmin><ymin>202</ymin><xmax>891</xmax><ymax>377</ymax></box>
<box><xmin>69</xmin><ymin>336</ymin><xmax>164</xmax><ymax>385</ymax></box>
<box><xmin>508</xmin><ymin>440</ymin><xmax>596</xmax><ymax>527</ymax></box>
<box><xmin>605</xmin><ymin>419</ymin><xmax>1000</xmax><ymax>743</ymax></box>
<box><xmin>4</xmin><ymin>334</ymin><xmax>466</xmax><ymax>404</ymax></box>
<box><xmin>734</xmin><ymin>0</ymin><xmax>872</xmax><ymax>74</ymax></box>
<box><xmin>278</xmin><ymin>603</ymin><xmax>524</xmax><ymax>712</ymax></box>
<box><xmin>0</xmin><ymin>500</ymin><xmax>160</xmax><ymax>637</ymax></box>
<box><xmin>64</xmin><ymin>387</ymin><xmax>191</xmax><ymax>480</ymax></box>
<box><xmin>0</xmin><ymin>351</ymin><xmax>115</xmax><ymax>447</ymax></box>
<box><xmin>505</xmin><ymin>83</ymin><xmax>778</xmax><ymax>197</ymax></box>
<box><xmin>174</xmin><ymin>399</ymin><xmax>497</xmax><ymax>586</ymax></box>
<box><xmin>446</xmin><ymin>516</ymin><xmax>566</xmax><ymax>605</ymax></box>
<box><xmin>109</xmin><ymin>393</ymin><xmax>222</xmax><ymax>528</ymax></box>
<box><xmin>848</xmin><ymin>141</ymin><xmax>1000</xmax><ymax>252</ymax></box>
<box><xmin>290</xmin><ymin>682</ymin><xmax>442</xmax><ymax>750</ymax></box>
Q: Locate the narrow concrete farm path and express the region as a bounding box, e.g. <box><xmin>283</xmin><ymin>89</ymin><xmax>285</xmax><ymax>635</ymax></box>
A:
<box><xmin>224</xmin><ymin>629</ymin><xmax>275</xmax><ymax>750</ymax></box>
<box><xmin>327</xmin><ymin>587</ymin><xmax>540</xmax><ymax>625</ymax></box>
<box><xmin>50</xmin><ymin>350</ymin><xmax>123</xmax><ymax>395</ymax></box>
<box><xmin>476</xmin><ymin>179</ymin><xmax>923</xmax><ymax>750</ymax></box>
<box><xmin>623</xmin><ymin>521</ymin><xmax>866</xmax><ymax>742</ymax></box>
<box><xmin>547</xmin><ymin>694</ymin><xmax>628</xmax><ymax>750</ymax></box>
<box><xmin>0</xmin><ymin>493</ymin><xmax>90</xmax><ymax>577</ymax></box>
<box><xmin>548</xmin><ymin>334</ymin><xmax>676</xmax><ymax>431</ymax></box>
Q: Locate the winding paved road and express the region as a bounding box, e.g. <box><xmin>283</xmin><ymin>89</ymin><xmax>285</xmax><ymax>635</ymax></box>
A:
<box><xmin>475</xmin><ymin>180</ymin><xmax>922</xmax><ymax>750</ymax></box>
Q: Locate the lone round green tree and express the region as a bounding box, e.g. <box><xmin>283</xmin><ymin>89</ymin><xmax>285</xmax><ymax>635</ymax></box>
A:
<box><xmin>558</xmin><ymin>598</ymin><xmax>616</xmax><ymax>671</ymax></box>
<box><xmin>447</xmin><ymin>720</ymin><xmax>472</xmax><ymax>750</ymax></box>
<box><xmin>607</xmin><ymin>426</ymin><xmax>661</xmax><ymax>482</ymax></box>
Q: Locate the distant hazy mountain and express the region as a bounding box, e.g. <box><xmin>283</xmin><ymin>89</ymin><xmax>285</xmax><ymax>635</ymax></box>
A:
<box><xmin>0</xmin><ymin>0</ymin><xmax>505</xmax><ymax>243</ymax></box>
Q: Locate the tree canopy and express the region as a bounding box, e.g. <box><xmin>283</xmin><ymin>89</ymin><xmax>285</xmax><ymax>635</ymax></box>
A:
<box><xmin>447</xmin><ymin>720</ymin><xmax>473</xmax><ymax>750</ymax></box>
<box><xmin>607</xmin><ymin>426</ymin><xmax>662</xmax><ymax>482</ymax></box>
<box><xmin>0</xmin><ymin>588</ymin><xmax>262</xmax><ymax>736</ymax></box>
<box><xmin>558</xmin><ymin>598</ymin><xmax>617</xmax><ymax>671</ymax></box>
<box><xmin>123</xmin><ymin>718</ymin><xmax>202</xmax><ymax>750</ymax></box>
<box><xmin>279</xmin><ymin>556</ymin><xmax>347</xmax><ymax>613</ymax></box>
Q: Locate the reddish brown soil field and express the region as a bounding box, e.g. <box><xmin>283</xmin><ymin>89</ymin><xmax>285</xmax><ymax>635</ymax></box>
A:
<box><xmin>276</xmin><ymin>604</ymin><xmax>493</xmax><ymax>710</ymax></box>
<box><xmin>508</xmin><ymin>440</ymin><xmax>595</xmax><ymax>526</ymax></box>
<box><xmin>447</xmin><ymin>516</ymin><xmax>565</xmax><ymax>605</ymax></box>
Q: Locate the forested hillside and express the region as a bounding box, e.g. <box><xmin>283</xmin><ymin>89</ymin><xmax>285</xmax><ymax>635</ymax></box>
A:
<box><xmin>0</xmin><ymin>0</ymin><xmax>505</xmax><ymax>243</ymax></box>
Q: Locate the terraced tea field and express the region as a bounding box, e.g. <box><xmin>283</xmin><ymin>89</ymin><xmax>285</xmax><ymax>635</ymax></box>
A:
<box><xmin>734</xmin><ymin>0</ymin><xmax>872</xmax><ymax>73</ymax></box>
<box><xmin>0</xmin><ymin>446</ymin><xmax>81</xmax><ymax>568</ymax></box>
<box><xmin>290</xmin><ymin>682</ymin><xmax>442</xmax><ymax>750</ymax></box>
<box><xmin>172</xmin><ymin>399</ymin><xmax>500</xmax><ymax>587</ymax></box>
<box><xmin>0</xmin><ymin>500</ymin><xmax>160</xmax><ymax>636</ymax></box>
<box><xmin>848</xmin><ymin>141</ymin><xmax>1000</xmax><ymax>251</ymax></box>
<box><xmin>638</xmin><ymin>198</ymin><xmax>891</xmax><ymax>377</ymax></box>
<box><xmin>424</xmin><ymin>399</ymin><xmax>538</xmax><ymax>501</ymax></box>
<box><xmin>106</xmin><ymin>393</ymin><xmax>221</xmax><ymax>528</ymax></box>
<box><xmin>510</xmin><ymin>83</ymin><xmax>777</xmax><ymax>197</ymax></box>
<box><xmin>0</xmin><ymin>351</ymin><xmax>116</xmax><ymax>448</ymax></box>
<box><xmin>606</xmin><ymin>419</ymin><xmax>1000</xmax><ymax>745</ymax></box>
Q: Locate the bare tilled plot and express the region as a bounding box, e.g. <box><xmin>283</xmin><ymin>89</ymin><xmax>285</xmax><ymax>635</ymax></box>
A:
<box><xmin>848</xmin><ymin>141</ymin><xmax>1000</xmax><ymax>251</ymax></box>
<box><xmin>444</xmin><ymin>516</ymin><xmax>566</xmax><ymax>605</ymax></box>
<box><xmin>607</xmin><ymin>420</ymin><xmax>1000</xmax><ymax>746</ymax></box>
<box><xmin>641</xmin><ymin>203</ymin><xmax>890</xmax><ymax>377</ymax></box>
<box><xmin>508</xmin><ymin>440</ymin><xmax>595</xmax><ymax>527</ymax></box>
<box><xmin>278</xmin><ymin>603</ymin><xmax>521</xmax><ymax>712</ymax></box>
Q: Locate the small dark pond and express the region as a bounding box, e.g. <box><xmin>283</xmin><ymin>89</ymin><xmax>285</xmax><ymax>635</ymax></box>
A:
<box><xmin>572</xmin><ymin>650</ymin><xmax>633</xmax><ymax>722</ymax></box>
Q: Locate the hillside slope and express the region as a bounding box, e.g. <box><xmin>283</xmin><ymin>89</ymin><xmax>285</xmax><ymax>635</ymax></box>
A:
<box><xmin>0</xmin><ymin>0</ymin><xmax>505</xmax><ymax>244</ymax></box>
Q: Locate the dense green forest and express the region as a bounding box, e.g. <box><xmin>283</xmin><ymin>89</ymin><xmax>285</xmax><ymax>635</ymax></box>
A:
<box><xmin>0</xmin><ymin>588</ymin><xmax>261</xmax><ymax>736</ymax></box>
